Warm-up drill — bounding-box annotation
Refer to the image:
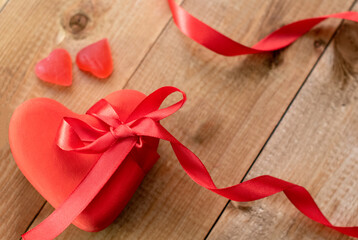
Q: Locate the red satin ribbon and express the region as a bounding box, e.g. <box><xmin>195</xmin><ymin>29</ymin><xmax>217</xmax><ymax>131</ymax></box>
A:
<box><xmin>22</xmin><ymin>86</ymin><xmax>358</xmax><ymax>239</ymax></box>
<box><xmin>168</xmin><ymin>0</ymin><xmax>358</xmax><ymax>56</ymax></box>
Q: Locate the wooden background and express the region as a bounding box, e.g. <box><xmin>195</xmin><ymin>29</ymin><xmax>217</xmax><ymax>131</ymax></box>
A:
<box><xmin>1</xmin><ymin>0</ymin><xmax>358</xmax><ymax>239</ymax></box>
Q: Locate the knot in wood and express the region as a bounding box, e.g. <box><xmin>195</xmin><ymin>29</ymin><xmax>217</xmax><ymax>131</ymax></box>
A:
<box><xmin>314</xmin><ymin>39</ymin><xmax>325</xmax><ymax>49</ymax></box>
<box><xmin>69</xmin><ymin>13</ymin><xmax>88</xmax><ymax>34</ymax></box>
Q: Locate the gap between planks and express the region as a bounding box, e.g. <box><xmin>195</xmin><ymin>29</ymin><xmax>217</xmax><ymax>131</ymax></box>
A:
<box><xmin>0</xmin><ymin>0</ymin><xmax>10</xmax><ymax>13</ymax></box>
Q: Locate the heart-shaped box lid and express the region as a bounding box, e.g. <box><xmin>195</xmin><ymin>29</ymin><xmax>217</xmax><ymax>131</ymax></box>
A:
<box><xmin>9</xmin><ymin>90</ymin><xmax>160</xmax><ymax>232</ymax></box>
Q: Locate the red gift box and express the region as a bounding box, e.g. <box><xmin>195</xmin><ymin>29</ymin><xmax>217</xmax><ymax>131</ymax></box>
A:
<box><xmin>9</xmin><ymin>89</ymin><xmax>159</xmax><ymax>232</ymax></box>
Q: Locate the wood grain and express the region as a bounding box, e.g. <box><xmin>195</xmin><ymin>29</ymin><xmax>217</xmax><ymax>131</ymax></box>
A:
<box><xmin>25</xmin><ymin>0</ymin><xmax>356</xmax><ymax>239</ymax></box>
<box><xmin>0</xmin><ymin>0</ymin><xmax>181</xmax><ymax>238</ymax></box>
<box><xmin>207</xmin><ymin>4</ymin><xmax>358</xmax><ymax>240</ymax></box>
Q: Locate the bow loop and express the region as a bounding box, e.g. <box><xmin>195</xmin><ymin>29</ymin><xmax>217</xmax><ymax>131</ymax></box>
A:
<box><xmin>126</xmin><ymin>86</ymin><xmax>186</xmax><ymax>124</ymax></box>
<box><xmin>87</xmin><ymin>99</ymin><xmax>122</xmax><ymax>127</ymax></box>
<box><xmin>57</xmin><ymin>117</ymin><xmax>115</xmax><ymax>153</ymax></box>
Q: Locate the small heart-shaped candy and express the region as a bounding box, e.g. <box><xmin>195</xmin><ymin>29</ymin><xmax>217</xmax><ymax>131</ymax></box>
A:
<box><xmin>76</xmin><ymin>39</ymin><xmax>113</xmax><ymax>78</ymax></box>
<box><xmin>9</xmin><ymin>90</ymin><xmax>160</xmax><ymax>232</ymax></box>
<box><xmin>35</xmin><ymin>49</ymin><xmax>72</xmax><ymax>86</ymax></box>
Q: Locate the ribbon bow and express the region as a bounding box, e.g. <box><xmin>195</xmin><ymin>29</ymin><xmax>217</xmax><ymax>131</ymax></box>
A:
<box><xmin>23</xmin><ymin>87</ymin><xmax>358</xmax><ymax>239</ymax></box>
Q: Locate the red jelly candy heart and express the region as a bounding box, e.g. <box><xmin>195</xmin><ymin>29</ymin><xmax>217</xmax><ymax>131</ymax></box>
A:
<box><xmin>35</xmin><ymin>49</ymin><xmax>72</xmax><ymax>86</ymax></box>
<box><xmin>9</xmin><ymin>90</ymin><xmax>160</xmax><ymax>232</ymax></box>
<box><xmin>76</xmin><ymin>39</ymin><xmax>113</xmax><ymax>78</ymax></box>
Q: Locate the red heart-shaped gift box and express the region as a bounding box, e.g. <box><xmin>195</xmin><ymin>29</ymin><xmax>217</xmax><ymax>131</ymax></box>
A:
<box><xmin>9</xmin><ymin>90</ymin><xmax>160</xmax><ymax>232</ymax></box>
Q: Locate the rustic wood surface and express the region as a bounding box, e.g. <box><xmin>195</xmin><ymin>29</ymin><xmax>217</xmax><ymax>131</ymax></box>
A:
<box><xmin>207</xmin><ymin>4</ymin><xmax>358</xmax><ymax>240</ymax></box>
<box><xmin>1</xmin><ymin>0</ymin><xmax>357</xmax><ymax>239</ymax></box>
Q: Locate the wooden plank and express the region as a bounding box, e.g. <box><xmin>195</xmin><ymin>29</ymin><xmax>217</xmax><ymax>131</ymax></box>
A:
<box><xmin>0</xmin><ymin>0</ymin><xmax>9</xmax><ymax>11</ymax></box>
<box><xmin>207</xmin><ymin>4</ymin><xmax>358</xmax><ymax>240</ymax></box>
<box><xmin>0</xmin><ymin>0</ymin><xmax>181</xmax><ymax>238</ymax></box>
<box><xmin>27</xmin><ymin>0</ymin><xmax>354</xmax><ymax>239</ymax></box>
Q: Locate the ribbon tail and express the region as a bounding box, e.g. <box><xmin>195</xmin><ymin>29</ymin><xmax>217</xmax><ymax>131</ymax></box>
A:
<box><xmin>22</xmin><ymin>138</ymin><xmax>136</xmax><ymax>240</ymax></box>
<box><xmin>134</xmin><ymin>117</ymin><xmax>358</xmax><ymax>237</ymax></box>
<box><xmin>168</xmin><ymin>0</ymin><xmax>358</xmax><ymax>56</ymax></box>
<box><xmin>171</xmin><ymin>141</ymin><xmax>358</xmax><ymax>237</ymax></box>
